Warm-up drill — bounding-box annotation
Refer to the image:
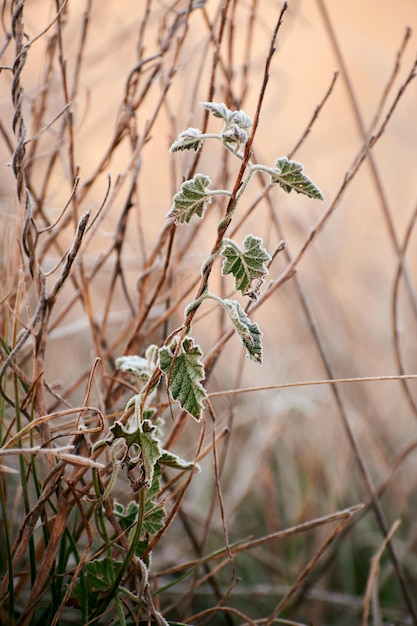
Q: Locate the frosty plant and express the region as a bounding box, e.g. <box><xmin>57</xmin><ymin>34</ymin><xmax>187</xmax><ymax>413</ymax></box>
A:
<box><xmin>114</xmin><ymin>101</ymin><xmax>324</xmax><ymax>431</ymax></box>
<box><xmin>90</xmin><ymin>104</ymin><xmax>323</xmax><ymax>618</ymax></box>
<box><xmin>158</xmin><ymin>101</ymin><xmax>323</xmax><ymax>414</ymax></box>
<box><xmin>83</xmin><ymin>103</ymin><xmax>323</xmax><ymax>619</ymax></box>
<box><xmin>100</xmin><ymin>104</ymin><xmax>324</xmax><ymax>582</ymax></box>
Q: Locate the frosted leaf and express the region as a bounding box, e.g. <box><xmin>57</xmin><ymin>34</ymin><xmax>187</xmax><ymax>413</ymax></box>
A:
<box><xmin>200</xmin><ymin>101</ymin><xmax>253</xmax><ymax>148</ymax></box>
<box><xmin>221</xmin><ymin>235</ymin><xmax>271</xmax><ymax>296</ymax></box>
<box><xmin>270</xmin><ymin>157</ymin><xmax>324</xmax><ymax>200</ymax></box>
<box><xmin>159</xmin><ymin>449</ymin><xmax>200</xmax><ymax>471</ymax></box>
<box><xmin>169</xmin><ymin>127</ymin><xmax>204</xmax><ymax>152</ymax></box>
<box><xmin>200</xmin><ymin>101</ymin><xmax>234</xmax><ymax>122</ymax></box>
<box><xmin>159</xmin><ymin>336</ymin><xmax>207</xmax><ymax>420</ymax></box>
<box><xmin>167</xmin><ymin>174</ymin><xmax>212</xmax><ymax>224</ymax></box>
<box><xmin>222</xmin><ymin>299</ymin><xmax>263</xmax><ymax>363</ymax></box>
<box><xmin>109</xmin><ymin>420</ymin><xmax>162</xmax><ymax>489</ymax></box>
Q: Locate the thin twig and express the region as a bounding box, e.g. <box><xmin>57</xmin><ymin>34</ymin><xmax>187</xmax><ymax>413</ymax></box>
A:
<box><xmin>265</xmin><ymin>509</ymin><xmax>357</xmax><ymax>623</ymax></box>
<box><xmin>392</xmin><ymin>201</ymin><xmax>417</xmax><ymax>418</ymax></box>
<box><xmin>209</xmin><ymin>373</ymin><xmax>417</xmax><ymax>397</ymax></box>
<box><xmin>362</xmin><ymin>520</ymin><xmax>401</xmax><ymax>626</ymax></box>
<box><xmin>288</xmin><ymin>70</ymin><xmax>339</xmax><ymax>159</ymax></box>
<box><xmin>316</xmin><ymin>0</ymin><xmax>417</xmax><ymax>322</ymax></box>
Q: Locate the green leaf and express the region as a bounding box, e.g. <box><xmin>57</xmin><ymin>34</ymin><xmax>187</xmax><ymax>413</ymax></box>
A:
<box><xmin>221</xmin><ymin>299</ymin><xmax>263</xmax><ymax>363</ymax></box>
<box><xmin>200</xmin><ymin>102</ymin><xmax>252</xmax><ymax>129</ymax></box>
<box><xmin>167</xmin><ymin>174</ymin><xmax>212</xmax><ymax>224</ymax></box>
<box><xmin>71</xmin><ymin>558</ymin><xmax>123</xmax><ymax>604</ymax></box>
<box><xmin>222</xmin><ymin>124</ymin><xmax>249</xmax><ymax>147</ymax></box>
<box><xmin>83</xmin><ymin>558</ymin><xmax>118</xmax><ymax>589</ymax></box>
<box><xmin>270</xmin><ymin>157</ymin><xmax>324</xmax><ymax>200</ymax></box>
<box><xmin>113</xmin><ymin>466</ymin><xmax>166</xmax><ymax>553</ymax></box>
<box><xmin>143</xmin><ymin>468</ymin><xmax>165</xmax><ymax>535</ymax></box>
<box><xmin>200</xmin><ymin>101</ymin><xmax>252</xmax><ymax>148</ymax></box>
<box><xmin>159</xmin><ymin>336</ymin><xmax>207</xmax><ymax>420</ymax></box>
<box><xmin>137</xmin><ymin>427</ymin><xmax>162</xmax><ymax>488</ymax></box>
<box><xmin>159</xmin><ymin>449</ymin><xmax>200</xmax><ymax>472</ymax></box>
<box><xmin>114</xmin><ymin>500</ymin><xmax>139</xmax><ymax>529</ymax></box>
<box><xmin>109</xmin><ymin>419</ymin><xmax>162</xmax><ymax>488</ymax></box>
<box><xmin>221</xmin><ymin>235</ymin><xmax>271</xmax><ymax>295</ymax></box>
<box><xmin>200</xmin><ymin>101</ymin><xmax>233</xmax><ymax>121</ymax></box>
<box><xmin>169</xmin><ymin>127</ymin><xmax>204</xmax><ymax>152</ymax></box>
<box><xmin>116</xmin><ymin>354</ymin><xmax>148</xmax><ymax>377</ymax></box>
<box><xmin>232</xmin><ymin>109</ymin><xmax>253</xmax><ymax>129</ymax></box>
<box><xmin>115</xmin><ymin>345</ymin><xmax>158</xmax><ymax>389</ymax></box>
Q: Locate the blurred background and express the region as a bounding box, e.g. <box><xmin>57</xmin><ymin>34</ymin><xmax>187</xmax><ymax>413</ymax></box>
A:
<box><xmin>1</xmin><ymin>0</ymin><xmax>417</xmax><ymax>623</ymax></box>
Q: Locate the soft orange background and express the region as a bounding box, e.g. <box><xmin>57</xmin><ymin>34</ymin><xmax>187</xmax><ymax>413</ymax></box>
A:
<box><xmin>1</xmin><ymin>0</ymin><xmax>417</xmax><ymax>468</ymax></box>
<box><xmin>1</xmin><ymin>2</ymin><xmax>417</xmax><ymax>616</ymax></box>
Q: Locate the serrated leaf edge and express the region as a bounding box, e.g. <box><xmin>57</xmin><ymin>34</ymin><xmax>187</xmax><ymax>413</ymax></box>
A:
<box><xmin>221</xmin><ymin>235</ymin><xmax>271</xmax><ymax>295</ymax></box>
<box><xmin>270</xmin><ymin>157</ymin><xmax>324</xmax><ymax>200</ymax></box>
